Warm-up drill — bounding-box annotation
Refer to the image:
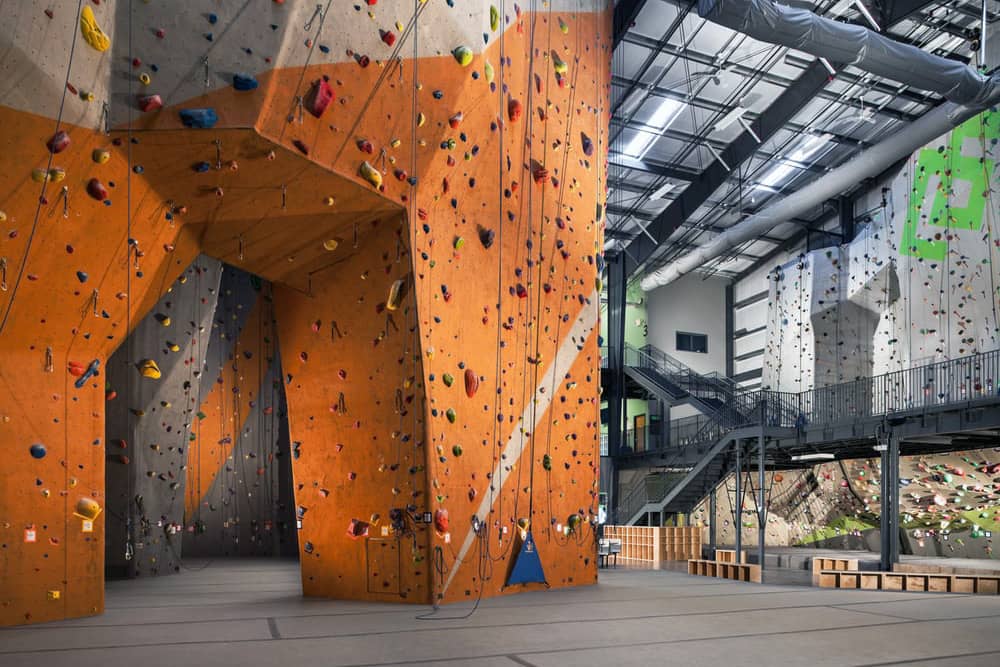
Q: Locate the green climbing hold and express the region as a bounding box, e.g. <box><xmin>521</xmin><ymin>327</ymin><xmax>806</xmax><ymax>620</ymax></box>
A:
<box><xmin>446</xmin><ymin>408</ymin><xmax>456</xmax><ymax>423</ymax></box>
<box><xmin>442</xmin><ymin>373</ymin><xmax>454</xmax><ymax>387</ymax></box>
<box><xmin>452</xmin><ymin>46</ymin><xmax>473</xmax><ymax>67</ymax></box>
<box><xmin>490</xmin><ymin>6</ymin><xmax>500</xmax><ymax>32</ymax></box>
<box><xmin>542</xmin><ymin>454</ymin><xmax>552</xmax><ymax>471</ymax></box>
<box><xmin>452</xmin><ymin>444</ymin><xmax>463</xmax><ymax>457</ymax></box>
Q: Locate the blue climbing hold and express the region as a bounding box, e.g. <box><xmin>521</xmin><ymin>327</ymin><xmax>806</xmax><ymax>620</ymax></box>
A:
<box><xmin>179</xmin><ymin>108</ymin><xmax>218</xmax><ymax>129</ymax></box>
<box><xmin>233</xmin><ymin>73</ymin><xmax>259</xmax><ymax>91</ymax></box>
<box><xmin>194</xmin><ymin>161</ymin><xmax>211</xmax><ymax>173</ymax></box>
<box><xmin>76</xmin><ymin>271</ymin><xmax>88</xmax><ymax>283</ymax></box>
<box><xmin>29</xmin><ymin>443</ymin><xmax>46</xmax><ymax>459</ymax></box>
<box><xmin>208</xmin><ymin>13</ymin><xmax>218</xmax><ymax>24</ymax></box>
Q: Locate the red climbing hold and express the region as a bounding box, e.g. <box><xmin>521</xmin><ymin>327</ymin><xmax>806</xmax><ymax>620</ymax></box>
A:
<box><xmin>46</xmin><ymin>131</ymin><xmax>70</xmax><ymax>154</ymax></box>
<box><xmin>434</xmin><ymin>509</ymin><xmax>449</xmax><ymax>533</ymax></box>
<box><xmin>356</xmin><ymin>138</ymin><xmax>374</xmax><ymax>154</ymax></box>
<box><xmin>449</xmin><ymin>112</ymin><xmax>463</xmax><ymax>129</ymax></box>
<box><xmin>138</xmin><ymin>94</ymin><xmax>163</xmax><ymax>112</ymax></box>
<box><xmin>508</xmin><ymin>98</ymin><xmax>523</xmax><ymax>122</ymax></box>
<box><xmin>304</xmin><ymin>78</ymin><xmax>334</xmax><ymax>118</ymax></box>
<box><xmin>464</xmin><ymin>369</ymin><xmax>478</xmax><ymax>398</ymax></box>
<box><xmin>86</xmin><ymin>178</ymin><xmax>108</xmax><ymax>201</ymax></box>
<box><xmin>380</xmin><ymin>29</ymin><xmax>396</xmax><ymax>46</ymax></box>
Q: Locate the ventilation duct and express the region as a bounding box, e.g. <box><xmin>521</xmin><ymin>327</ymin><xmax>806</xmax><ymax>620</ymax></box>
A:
<box><xmin>639</xmin><ymin>2</ymin><xmax>1000</xmax><ymax>291</ymax></box>
<box><xmin>698</xmin><ymin>0</ymin><xmax>997</xmax><ymax>106</ymax></box>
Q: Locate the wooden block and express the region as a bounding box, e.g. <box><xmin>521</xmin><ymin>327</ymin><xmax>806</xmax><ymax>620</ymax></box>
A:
<box><xmin>840</xmin><ymin>573</ymin><xmax>860</xmax><ymax>589</ymax></box>
<box><xmin>977</xmin><ymin>578</ymin><xmax>999</xmax><ymax>594</ymax></box>
<box><xmin>688</xmin><ymin>560</ymin><xmax>697</xmax><ymax>575</ymax></box>
<box><xmin>905</xmin><ymin>574</ymin><xmax>927</xmax><ymax>592</ymax></box>
<box><xmin>883</xmin><ymin>574</ymin><xmax>904</xmax><ymax>591</ymax></box>
<box><xmin>928</xmin><ymin>575</ymin><xmax>950</xmax><ymax>593</ymax></box>
<box><xmin>952</xmin><ymin>576</ymin><xmax>976</xmax><ymax>593</ymax></box>
<box><xmin>860</xmin><ymin>573</ymin><xmax>881</xmax><ymax>590</ymax></box>
<box><xmin>819</xmin><ymin>572</ymin><xmax>838</xmax><ymax>588</ymax></box>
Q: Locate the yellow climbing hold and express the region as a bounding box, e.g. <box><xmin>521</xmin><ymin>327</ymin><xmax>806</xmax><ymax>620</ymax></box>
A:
<box><xmin>559</xmin><ymin>17</ymin><xmax>569</xmax><ymax>34</ymax></box>
<box><xmin>323</xmin><ymin>239</ymin><xmax>339</xmax><ymax>251</ymax></box>
<box><xmin>484</xmin><ymin>60</ymin><xmax>495</xmax><ymax>84</ymax></box>
<box><xmin>0</xmin><ymin>211</ymin><xmax>6</xmax><ymax>222</ymax></box>
<box><xmin>387</xmin><ymin>278</ymin><xmax>406</xmax><ymax>310</ymax></box>
<box><xmin>92</xmin><ymin>148</ymin><xmax>110</xmax><ymax>164</ymax></box>
<box><xmin>48</xmin><ymin>168</ymin><xmax>66</xmax><ymax>183</ymax></box>
<box><xmin>359</xmin><ymin>161</ymin><xmax>382</xmax><ymax>189</ymax></box>
<box><xmin>490</xmin><ymin>6</ymin><xmax>500</xmax><ymax>32</ymax></box>
<box><xmin>323</xmin><ymin>196</ymin><xmax>336</xmax><ymax>206</ymax></box>
<box><xmin>553</xmin><ymin>54</ymin><xmax>568</xmax><ymax>74</ymax></box>
<box><xmin>138</xmin><ymin>359</ymin><xmax>161</xmax><ymax>379</ymax></box>
<box><xmin>80</xmin><ymin>6</ymin><xmax>111</xmax><ymax>53</ymax></box>
<box><xmin>452</xmin><ymin>46</ymin><xmax>473</xmax><ymax>67</ymax></box>
<box><xmin>416</xmin><ymin>112</ymin><xmax>426</xmax><ymax>127</ymax></box>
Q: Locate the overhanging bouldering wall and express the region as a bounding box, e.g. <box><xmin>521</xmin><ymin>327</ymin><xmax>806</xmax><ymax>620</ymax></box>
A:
<box><xmin>691</xmin><ymin>448</ymin><xmax>1000</xmax><ymax>559</ymax></box>
<box><xmin>105</xmin><ymin>255</ymin><xmax>223</xmax><ymax>578</ymax></box>
<box><xmin>0</xmin><ymin>0</ymin><xmax>610</xmax><ymax>625</ymax></box>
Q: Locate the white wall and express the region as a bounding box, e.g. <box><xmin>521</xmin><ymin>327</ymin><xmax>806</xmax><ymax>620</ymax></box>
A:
<box><xmin>646</xmin><ymin>272</ymin><xmax>728</xmax><ymax>376</ymax></box>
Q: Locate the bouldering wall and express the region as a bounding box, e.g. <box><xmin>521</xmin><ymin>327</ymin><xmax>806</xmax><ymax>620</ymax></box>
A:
<box><xmin>105</xmin><ymin>255</ymin><xmax>223</xmax><ymax>578</ymax></box>
<box><xmin>0</xmin><ymin>0</ymin><xmax>610</xmax><ymax>625</ymax></box>
<box><xmin>763</xmin><ymin>111</ymin><xmax>1000</xmax><ymax>393</ymax></box>
<box><xmin>183</xmin><ymin>265</ymin><xmax>296</xmax><ymax>559</ymax></box>
<box><xmin>691</xmin><ymin>449</ymin><xmax>1000</xmax><ymax>559</ymax></box>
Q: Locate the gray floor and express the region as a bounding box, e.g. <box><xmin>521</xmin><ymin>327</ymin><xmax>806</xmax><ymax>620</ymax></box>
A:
<box><xmin>2</xmin><ymin>558</ymin><xmax>1000</xmax><ymax>666</ymax></box>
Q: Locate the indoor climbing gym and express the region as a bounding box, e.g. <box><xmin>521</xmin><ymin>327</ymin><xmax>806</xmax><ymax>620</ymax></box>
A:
<box><xmin>2</xmin><ymin>1</ymin><xmax>1000</xmax><ymax>666</ymax></box>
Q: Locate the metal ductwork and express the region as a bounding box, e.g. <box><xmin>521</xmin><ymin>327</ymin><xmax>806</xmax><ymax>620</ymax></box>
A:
<box><xmin>698</xmin><ymin>0</ymin><xmax>997</xmax><ymax>106</ymax></box>
<box><xmin>639</xmin><ymin>1</ymin><xmax>1000</xmax><ymax>292</ymax></box>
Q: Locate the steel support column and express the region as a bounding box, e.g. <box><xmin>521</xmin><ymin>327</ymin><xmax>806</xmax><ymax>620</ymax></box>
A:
<box><xmin>880</xmin><ymin>430</ymin><xmax>901</xmax><ymax>572</ymax></box>
<box><xmin>757</xmin><ymin>428</ymin><xmax>766</xmax><ymax>572</ymax></box>
<box><xmin>606</xmin><ymin>253</ymin><xmax>627</xmax><ymax>522</ymax></box>
<box><xmin>709</xmin><ymin>485</ymin><xmax>717</xmax><ymax>558</ymax></box>
<box><xmin>734</xmin><ymin>440</ymin><xmax>742</xmax><ymax>560</ymax></box>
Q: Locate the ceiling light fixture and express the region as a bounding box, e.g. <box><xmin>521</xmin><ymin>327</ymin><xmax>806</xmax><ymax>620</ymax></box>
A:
<box><xmin>650</xmin><ymin>181</ymin><xmax>675</xmax><ymax>200</ymax></box>
<box><xmin>622</xmin><ymin>96</ymin><xmax>686</xmax><ymax>159</ymax></box>
<box><xmin>791</xmin><ymin>453</ymin><xmax>836</xmax><ymax>461</ymax></box>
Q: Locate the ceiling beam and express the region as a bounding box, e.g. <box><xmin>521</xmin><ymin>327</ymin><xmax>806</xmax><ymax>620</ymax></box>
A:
<box><xmin>609</xmin><ymin>152</ymin><xmax>699</xmax><ymax>181</ymax></box>
<box><xmin>618</xmin><ymin>0</ymin><xmax>941</xmax><ymax>279</ymax></box>
<box><xmin>613</xmin><ymin>0</ymin><xmax>647</xmax><ymax>49</ymax></box>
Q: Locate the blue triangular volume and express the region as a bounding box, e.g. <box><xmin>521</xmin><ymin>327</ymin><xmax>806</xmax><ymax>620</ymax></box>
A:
<box><xmin>506</xmin><ymin>530</ymin><xmax>547</xmax><ymax>587</ymax></box>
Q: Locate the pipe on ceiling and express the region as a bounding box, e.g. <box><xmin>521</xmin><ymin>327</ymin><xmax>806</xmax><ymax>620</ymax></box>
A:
<box><xmin>639</xmin><ymin>1</ymin><xmax>1000</xmax><ymax>292</ymax></box>
<box><xmin>698</xmin><ymin>0</ymin><xmax>997</xmax><ymax>106</ymax></box>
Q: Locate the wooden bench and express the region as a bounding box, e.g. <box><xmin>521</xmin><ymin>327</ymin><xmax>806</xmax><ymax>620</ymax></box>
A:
<box><xmin>810</xmin><ymin>557</ymin><xmax>859</xmax><ymax>586</ymax></box>
<box><xmin>687</xmin><ymin>559</ymin><xmax>762</xmax><ymax>583</ymax></box>
<box><xmin>715</xmin><ymin>549</ymin><xmax>747</xmax><ymax>564</ymax></box>
<box><xmin>817</xmin><ymin>569</ymin><xmax>1000</xmax><ymax>594</ymax></box>
<box><xmin>598</xmin><ymin>538</ymin><xmax>621</xmax><ymax>568</ymax></box>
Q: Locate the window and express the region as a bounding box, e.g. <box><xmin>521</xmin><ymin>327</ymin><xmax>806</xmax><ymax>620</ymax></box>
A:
<box><xmin>676</xmin><ymin>331</ymin><xmax>708</xmax><ymax>354</ymax></box>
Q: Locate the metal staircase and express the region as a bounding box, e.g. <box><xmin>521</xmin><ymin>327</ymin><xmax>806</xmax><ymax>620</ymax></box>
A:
<box><xmin>617</xmin><ymin>391</ymin><xmax>800</xmax><ymax>525</ymax></box>
<box><xmin>623</xmin><ymin>343</ymin><xmax>737</xmax><ymax>417</ymax></box>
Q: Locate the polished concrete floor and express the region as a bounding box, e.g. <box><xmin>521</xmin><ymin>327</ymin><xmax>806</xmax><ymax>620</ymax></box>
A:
<box><xmin>2</xmin><ymin>558</ymin><xmax>1000</xmax><ymax>666</ymax></box>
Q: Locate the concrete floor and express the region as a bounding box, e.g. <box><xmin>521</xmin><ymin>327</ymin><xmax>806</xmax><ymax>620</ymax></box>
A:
<box><xmin>2</xmin><ymin>558</ymin><xmax>1000</xmax><ymax>666</ymax></box>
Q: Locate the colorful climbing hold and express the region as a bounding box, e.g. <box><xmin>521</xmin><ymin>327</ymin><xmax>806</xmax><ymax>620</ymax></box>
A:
<box><xmin>452</xmin><ymin>46</ymin><xmax>473</xmax><ymax>66</ymax></box>
<box><xmin>359</xmin><ymin>161</ymin><xmax>383</xmax><ymax>189</ymax></box>
<box><xmin>46</xmin><ymin>131</ymin><xmax>70</xmax><ymax>154</ymax></box>
<box><xmin>179</xmin><ymin>108</ymin><xmax>218</xmax><ymax>129</ymax></box>
<box><xmin>232</xmin><ymin>73</ymin><xmax>259</xmax><ymax>91</ymax></box>
<box><xmin>508</xmin><ymin>98</ymin><xmax>522</xmax><ymax>122</ymax></box>
<box><xmin>29</xmin><ymin>444</ymin><xmax>46</xmax><ymax>459</ymax></box>
<box><xmin>86</xmin><ymin>179</ymin><xmax>108</xmax><ymax>201</ymax></box>
<box><xmin>137</xmin><ymin>359</ymin><xmax>161</xmax><ymax>380</ymax></box>
<box><xmin>464</xmin><ymin>369</ymin><xmax>478</xmax><ymax>398</ymax></box>
<box><xmin>305</xmin><ymin>79</ymin><xmax>334</xmax><ymax>118</ymax></box>
<box><xmin>80</xmin><ymin>6</ymin><xmax>111</xmax><ymax>52</ymax></box>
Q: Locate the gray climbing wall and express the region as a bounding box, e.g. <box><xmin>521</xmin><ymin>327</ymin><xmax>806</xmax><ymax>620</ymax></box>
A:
<box><xmin>182</xmin><ymin>266</ymin><xmax>296</xmax><ymax>558</ymax></box>
<box><xmin>105</xmin><ymin>256</ymin><xmax>223</xmax><ymax>578</ymax></box>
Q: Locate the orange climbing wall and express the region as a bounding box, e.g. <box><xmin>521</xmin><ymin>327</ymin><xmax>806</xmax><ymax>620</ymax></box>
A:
<box><xmin>0</xmin><ymin>1</ymin><xmax>610</xmax><ymax>625</ymax></box>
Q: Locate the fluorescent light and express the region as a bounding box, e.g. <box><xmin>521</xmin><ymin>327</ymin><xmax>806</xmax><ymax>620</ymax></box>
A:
<box><xmin>623</xmin><ymin>96</ymin><xmax>685</xmax><ymax>159</ymax></box>
<box><xmin>759</xmin><ymin>162</ymin><xmax>795</xmax><ymax>188</ymax></box>
<box><xmin>791</xmin><ymin>453</ymin><xmax>836</xmax><ymax>461</ymax></box>
<box><xmin>713</xmin><ymin>105</ymin><xmax>747</xmax><ymax>133</ymax></box>
<box><xmin>788</xmin><ymin>133</ymin><xmax>833</xmax><ymax>163</ymax></box>
<box><xmin>650</xmin><ymin>181</ymin><xmax>675</xmax><ymax>200</ymax></box>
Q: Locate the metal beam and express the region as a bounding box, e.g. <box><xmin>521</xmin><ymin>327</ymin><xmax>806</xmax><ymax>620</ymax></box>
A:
<box><xmin>609</xmin><ymin>152</ymin><xmax>698</xmax><ymax>181</ymax></box>
<box><xmin>613</xmin><ymin>0</ymin><xmax>647</xmax><ymax>48</ymax></box>
<box><xmin>731</xmin><ymin>212</ymin><xmax>837</xmax><ymax>281</ymax></box>
<box><xmin>621</xmin><ymin>60</ymin><xmax>831</xmax><ymax>278</ymax></box>
<box><xmin>875</xmin><ymin>0</ymin><xmax>939</xmax><ymax>29</ymax></box>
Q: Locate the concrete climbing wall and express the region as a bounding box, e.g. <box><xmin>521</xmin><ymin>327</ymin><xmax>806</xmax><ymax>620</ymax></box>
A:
<box><xmin>691</xmin><ymin>448</ymin><xmax>1000</xmax><ymax>559</ymax></box>
<box><xmin>105</xmin><ymin>255</ymin><xmax>223</xmax><ymax>578</ymax></box>
<box><xmin>763</xmin><ymin>111</ymin><xmax>1000</xmax><ymax>393</ymax></box>
<box><xmin>0</xmin><ymin>0</ymin><xmax>610</xmax><ymax>625</ymax></box>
